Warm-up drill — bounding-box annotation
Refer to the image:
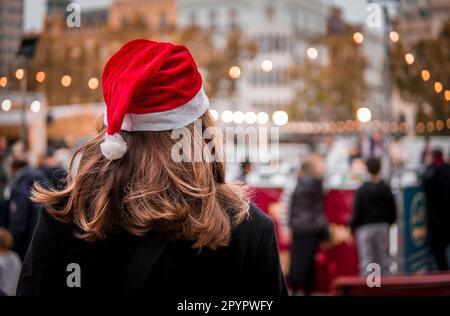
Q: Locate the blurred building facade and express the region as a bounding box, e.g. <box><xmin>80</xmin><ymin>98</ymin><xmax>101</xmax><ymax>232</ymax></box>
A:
<box><xmin>108</xmin><ymin>0</ymin><xmax>177</xmax><ymax>33</ymax></box>
<box><xmin>178</xmin><ymin>0</ymin><xmax>328</xmax><ymax>116</ymax></box>
<box><xmin>0</xmin><ymin>0</ymin><xmax>24</xmax><ymax>75</ymax></box>
<box><xmin>397</xmin><ymin>0</ymin><xmax>450</xmax><ymax>47</ymax></box>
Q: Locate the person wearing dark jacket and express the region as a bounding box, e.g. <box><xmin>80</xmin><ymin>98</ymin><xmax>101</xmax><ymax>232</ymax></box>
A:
<box><xmin>422</xmin><ymin>149</ymin><xmax>450</xmax><ymax>270</ymax></box>
<box><xmin>350</xmin><ymin>157</ymin><xmax>396</xmax><ymax>276</ymax></box>
<box><xmin>17</xmin><ymin>40</ymin><xmax>287</xmax><ymax>296</ymax></box>
<box><xmin>5</xmin><ymin>156</ymin><xmax>48</xmax><ymax>260</ymax></box>
<box><xmin>0</xmin><ymin>158</ymin><xmax>8</xmax><ymax>228</ymax></box>
<box><xmin>0</xmin><ymin>137</ymin><xmax>9</xmax><ymax>227</ymax></box>
<box><xmin>37</xmin><ymin>149</ymin><xmax>67</xmax><ymax>191</ymax></box>
<box><xmin>288</xmin><ymin>154</ymin><xmax>328</xmax><ymax>295</ymax></box>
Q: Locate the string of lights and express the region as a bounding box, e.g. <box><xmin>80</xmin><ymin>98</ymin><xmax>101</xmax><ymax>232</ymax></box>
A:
<box><xmin>0</xmin><ymin>29</ymin><xmax>447</xmax><ymax>133</ymax></box>
<box><xmin>207</xmin><ymin>108</ymin><xmax>450</xmax><ymax>134</ymax></box>
<box><xmin>0</xmin><ymin>70</ymin><xmax>100</xmax><ymax>91</ymax></box>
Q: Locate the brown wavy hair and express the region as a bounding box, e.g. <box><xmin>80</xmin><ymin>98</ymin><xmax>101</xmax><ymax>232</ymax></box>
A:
<box><xmin>32</xmin><ymin>111</ymin><xmax>249</xmax><ymax>250</ymax></box>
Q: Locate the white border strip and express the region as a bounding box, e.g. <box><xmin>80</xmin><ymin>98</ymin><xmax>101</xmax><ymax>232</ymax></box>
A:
<box><xmin>104</xmin><ymin>87</ymin><xmax>209</xmax><ymax>132</ymax></box>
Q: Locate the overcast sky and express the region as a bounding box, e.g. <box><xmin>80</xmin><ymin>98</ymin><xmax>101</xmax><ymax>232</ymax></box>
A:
<box><xmin>25</xmin><ymin>0</ymin><xmax>370</xmax><ymax>32</ymax></box>
<box><xmin>24</xmin><ymin>0</ymin><xmax>112</xmax><ymax>32</ymax></box>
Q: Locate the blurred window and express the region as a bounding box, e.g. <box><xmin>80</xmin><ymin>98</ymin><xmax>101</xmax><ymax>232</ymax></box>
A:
<box><xmin>121</xmin><ymin>17</ymin><xmax>128</xmax><ymax>28</ymax></box>
<box><xmin>229</xmin><ymin>8</ymin><xmax>238</xmax><ymax>30</ymax></box>
<box><xmin>209</xmin><ymin>10</ymin><xmax>216</xmax><ymax>30</ymax></box>
<box><xmin>139</xmin><ymin>15</ymin><xmax>146</xmax><ymax>27</ymax></box>
<box><xmin>249</xmin><ymin>69</ymin><xmax>289</xmax><ymax>86</ymax></box>
<box><xmin>189</xmin><ymin>11</ymin><xmax>197</xmax><ymax>26</ymax></box>
<box><xmin>265</xmin><ymin>5</ymin><xmax>275</xmax><ymax>21</ymax></box>
<box><xmin>418</xmin><ymin>8</ymin><xmax>429</xmax><ymax>19</ymax></box>
<box><xmin>159</xmin><ymin>11</ymin><xmax>168</xmax><ymax>31</ymax></box>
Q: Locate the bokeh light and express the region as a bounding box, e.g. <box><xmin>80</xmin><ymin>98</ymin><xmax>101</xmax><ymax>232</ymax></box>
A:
<box><xmin>353</xmin><ymin>32</ymin><xmax>364</xmax><ymax>44</ymax></box>
<box><xmin>416</xmin><ymin>122</ymin><xmax>425</xmax><ymax>134</ymax></box>
<box><xmin>36</xmin><ymin>71</ymin><xmax>46</xmax><ymax>83</ymax></box>
<box><xmin>244</xmin><ymin>112</ymin><xmax>257</xmax><ymax>124</ymax></box>
<box><xmin>427</xmin><ymin>121</ymin><xmax>435</xmax><ymax>133</ymax></box>
<box><xmin>261</xmin><ymin>60</ymin><xmax>273</xmax><ymax>72</ymax></box>
<box><xmin>233</xmin><ymin>111</ymin><xmax>245</xmax><ymax>124</ymax></box>
<box><xmin>356</xmin><ymin>107</ymin><xmax>371</xmax><ymax>123</ymax></box>
<box><xmin>88</xmin><ymin>77</ymin><xmax>99</xmax><ymax>90</ymax></box>
<box><xmin>389</xmin><ymin>31</ymin><xmax>399</xmax><ymax>43</ymax></box>
<box><xmin>421</xmin><ymin>69</ymin><xmax>430</xmax><ymax>81</ymax></box>
<box><xmin>306</xmin><ymin>47</ymin><xmax>318</xmax><ymax>60</ymax></box>
<box><xmin>445</xmin><ymin>90</ymin><xmax>450</xmax><ymax>101</ymax></box>
<box><xmin>61</xmin><ymin>75</ymin><xmax>72</xmax><ymax>87</ymax></box>
<box><xmin>0</xmin><ymin>76</ymin><xmax>7</xmax><ymax>87</ymax></box>
<box><xmin>434</xmin><ymin>81</ymin><xmax>443</xmax><ymax>93</ymax></box>
<box><xmin>30</xmin><ymin>100</ymin><xmax>41</xmax><ymax>113</ymax></box>
<box><xmin>229</xmin><ymin>66</ymin><xmax>241</xmax><ymax>79</ymax></box>
<box><xmin>221</xmin><ymin>110</ymin><xmax>234</xmax><ymax>123</ymax></box>
<box><xmin>209</xmin><ymin>109</ymin><xmax>219</xmax><ymax>121</ymax></box>
<box><xmin>256</xmin><ymin>112</ymin><xmax>269</xmax><ymax>125</ymax></box>
<box><xmin>1</xmin><ymin>99</ymin><xmax>12</xmax><ymax>111</ymax></box>
<box><xmin>404</xmin><ymin>53</ymin><xmax>415</xmax><ymax>65</ymax></box>
<box><xmin>15</xmin><ymin>68</ymin><xmax>24</xmax><ymax>80</ymax></box>
<box><xmin>272</xmin><ymin>111</ymin><xmax>288</xmax><ymax>126</ymax></box>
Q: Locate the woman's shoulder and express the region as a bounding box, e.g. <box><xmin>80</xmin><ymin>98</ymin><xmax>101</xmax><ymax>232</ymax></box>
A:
<box><xmin>34</xmin><ymin>208</ymin><xmax>75</xmax><ymax>244</ymax></box>
<box><xmin>247</xmin><ymin>202</ymin><xmax>273</xmax><ymax>227</ymax></box>
<box><xmin>36</xmin><ymin>202</ymin><xmax>276</xmax><ymax>250</ymax></box>
<box><xmin>231</xmin><ymin>202</ymin><xmax>275</xmax><ymax>243</ymax></box>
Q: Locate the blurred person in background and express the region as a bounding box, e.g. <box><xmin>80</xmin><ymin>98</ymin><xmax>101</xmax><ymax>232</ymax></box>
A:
<box><xmin>421</xmin><ymin>136</ymin><xmax>432</xmax><ymax>165</ymax></box>
<box><xmin>238</xmin><ymin>159</ymin><xmax>253</xmax><ymax>184</ymax></box>
<box><xmin>389</xmin><ymin>136</ymin><xmax>406</xmax><ymax>171</ymax></box>
<box><xmin>37</xmin><ymin>147</ymin><xmax>67</xmax><ymax>190</ymax></box>
<box><xmin>360</xmin><ymin>134</ymin><xmax>371</xmax><ymax>160</ymax></box>
<box><xmin>0</xmin><ymin>136</ymin><xmax>8</xmax><ymax>227</ymax></box>
<box><xmin>0</xmin><ymin>228</ymin><xmax>21</xmax><ymax>296</ymax></box>
<box><xmin>350</xmin><ymin>158</ymin><xmax>367</xmax><ymax>174</ymax></box>
<box><xmin>348</xmin><ymin>144</ymin><xmax>362</xmax><ymax>165</ymax></box>
<box><xmin>422</xmin><ymin>149</ymin><xmax>450</xmax><ymax>271</ymax></box>
<box><xmin>4</xmin><ymin>152</ymin><xmax>49</xmax><ymax>260</ymax></box>
<box><xmin>277</xmin><ymin>169</ymin><xmax>298</xmax><ymax>246</ymax></box>
<box><xmin>370</xmin><ymin>132</ymin><xmax>384</xmax><ymax>159</ymax></box>
<box><xmin>350</xmin><ymin>157</ymin><xmax>396</xmax><ymax>276</ymax></box>
<box><xmin>288</xmin><ymin>154</ymin><xmax>329</xmax><ymax>295</ymax></box>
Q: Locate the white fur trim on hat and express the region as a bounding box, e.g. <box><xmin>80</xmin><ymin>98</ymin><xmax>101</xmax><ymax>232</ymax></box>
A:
<box><xmin>100</xmin><ymin>133</ymin><xmax>127</xmax><ymax>160</ymax></box>
<box><xmin>103</xmin><ymin>87</ymin><xmax>209</xmax><ymax>132</ymax></box>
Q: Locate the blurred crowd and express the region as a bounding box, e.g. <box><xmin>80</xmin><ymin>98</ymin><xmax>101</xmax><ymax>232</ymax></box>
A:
<box><xmin>285</xmin><ymin>143</ymin><xmax>449</xmax><ymax>295</ymax></box>
<box><xmin>0</xmin><ymin>136</ymin><xmax>69</xmax><ymax>296</ymax></box>
<box><xmin>0</xmin><ymin>133</ymin><xmax>450</xmax><ymax>296</ymax></box>
<box><xmin>237</xmin><ymin>134</ymin><xmax>450</xmax><ymax>295</ymax></box>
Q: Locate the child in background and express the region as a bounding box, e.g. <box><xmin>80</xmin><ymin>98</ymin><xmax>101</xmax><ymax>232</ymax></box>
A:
<box><xmin>350</xmin><ymin>157</ymin><xmax>396</xmax><ymax>276</ymax></box>
<box><xmin>0</xmin><ymin>228</ymin><xmax>22</xmax><ymax>296</ymax></box>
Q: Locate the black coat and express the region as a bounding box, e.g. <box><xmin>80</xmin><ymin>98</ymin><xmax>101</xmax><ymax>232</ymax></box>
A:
<box><xmin>5</xmin><ymin>167</ymin><xmax>48</xmax><ymax>259</ymax></box>
<box><xmin>17</xmin><ymin>203</ymin><xmax>287</xmax><ymax>296</ymax></box>
<box><xmin>422</xmin><ymin>163</ymin><xmax>450</xmax><ymax>234</ymax></box>
<box><xmin>289</xmin><ymin>176</ymin><xmax>328</xmax><ymax>236</ymax></box>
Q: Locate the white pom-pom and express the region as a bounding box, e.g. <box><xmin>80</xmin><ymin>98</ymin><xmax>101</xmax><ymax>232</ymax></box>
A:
<box><xmin>100</xmin><ymin>133</ymin><xmax>127</xmax><ymax>160</ymax></box>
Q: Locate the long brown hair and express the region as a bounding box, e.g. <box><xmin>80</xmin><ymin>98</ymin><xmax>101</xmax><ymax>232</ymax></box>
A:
<box><xmin>32</xmin><ymin>111</ymin><xmax>249</xmax><ymax>250</ymax></box>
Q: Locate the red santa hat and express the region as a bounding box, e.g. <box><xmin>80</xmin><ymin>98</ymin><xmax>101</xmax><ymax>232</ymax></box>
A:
<box><xmin>100</xmin><ymin>39</ymin><xmax>209</xmax><ymax>160</ymax></box>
